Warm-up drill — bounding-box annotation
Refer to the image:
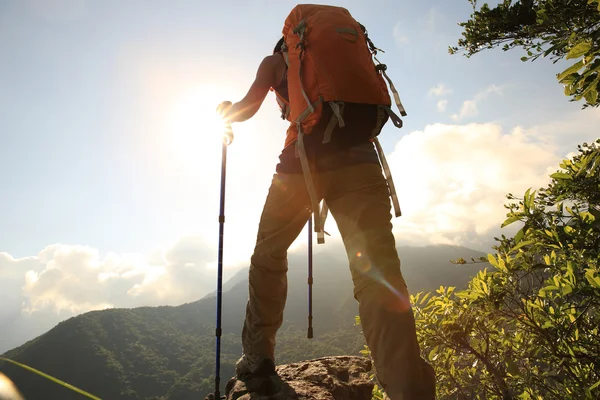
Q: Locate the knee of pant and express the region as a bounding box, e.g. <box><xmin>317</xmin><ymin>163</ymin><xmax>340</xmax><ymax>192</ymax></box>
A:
<box><xmin>356</xmin><ymin>275</ymin><xmax>411</xmax><ymax>314</ymax></box>
<box><xmin>352</xmin><ymin>260</ymin><xmax>407</xmax><ymax>292</ymax></box>
<box><xmin>347</xmin><ymin>241</ymin><xmax>401</xmax><ymax>278</ymax></box>
<box><xmin>250</xmin><ymin>252</ymin><xmax>288</xmax><ymax>272</ymax></box>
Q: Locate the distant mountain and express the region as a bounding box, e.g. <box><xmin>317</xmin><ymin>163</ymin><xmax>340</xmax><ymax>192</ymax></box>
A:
<box><xmin>0</xmin><ymin>245</ymin><xmax>488</xmax><ymax>400</ymax></box>
<box><xmin>200</xmin><ymin>266</ymin><xmax>247</xmax><ymax>300</ymax></box>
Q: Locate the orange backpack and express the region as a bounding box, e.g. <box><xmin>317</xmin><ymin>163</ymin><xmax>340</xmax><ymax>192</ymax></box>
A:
<box><xmin>275</xmin><ymin>4</ymin><xmax>406</xmax><ymax>149</ymax></box>
<box><xmin>273</xmin><ymin>4</ymin><xmax>405</xmax><ymax>244</ymax></box>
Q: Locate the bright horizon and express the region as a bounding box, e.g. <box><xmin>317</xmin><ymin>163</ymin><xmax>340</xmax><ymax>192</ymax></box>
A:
<box><xmin>1</xmin><ymin>0</ymin><xmax>599</xmax><ymax>352</ymax></box>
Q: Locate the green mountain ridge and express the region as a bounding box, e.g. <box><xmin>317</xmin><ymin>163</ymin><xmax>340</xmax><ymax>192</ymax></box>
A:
<box><xmin>1</xmin><ymin>244</ymin><xmax>488</xmax><ymax>400</ymax></box>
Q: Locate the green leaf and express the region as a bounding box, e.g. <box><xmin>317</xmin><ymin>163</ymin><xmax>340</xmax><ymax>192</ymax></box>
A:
<box><xmin>562</xmin><ymin>82</ymin><xmax>576</xmax><ymax>96</ymax></box>
<box><xmin>518</xmin><ymin>391</ymin><xmax>531</xmax><ymax>400</ymax></box>
<box><xmin>566</xmin><ymin>41</ymin><xmax>592</xmax><ymax>59</ymax></box>
<box><xmin>590</xmin><ymin>379</ymin><xmax>600</xmax><ymax>391</ymax></box>
<box><xmin>584</xmin><ymin>86</ymin><xmax>598</xmax><ymax>104</ymax></box>
<box><xmin>564</xmin><ymin>83</ymin><xmax>575</xmax><ymax>96</ymax></box>
<box><xmin>544</xmin><ymin>41</ymin><xmax>564</xmax><ymax>57</ymax></box>
<box><xmin>524</xmin><ymin>188</ymin><xmax>531</xmax><ymax>203</ymax></box>
<box><xmin>481</xmin><ymin>280</ymin><xmax>489</xmax><ymax>294</ymax></box>
<box><xmin>455</xmin><ymin>290</ymin><xmax>475</xmax><ymax>300</ymax></box>
<box><xmin>585</xmin><ymin>270</ymin><xmax>600</xmax><ymax>288</ymax></box>
<box><xmin>487</xmin><ymin>254</ymin><xmax>499</xmax><ymax>268</ymax></box>
<box><xmin>581</xmin><ymin>211</ymin><xmax>596</xmax><ymax>223</ymax></box>
<box><xmin>507</xmin><ymin>359</ymin><xmax>520</xmax><ymax>376</ymax></box>
<box><xmin>526</xmin><ymin>189</ymin><xmax>536</xmax><ymax>209</ymax></box>
<box><xmin>428</xmin><ymin>345</ymin><xmax>439</xmax><ymax>361</ymax></box>
<box><xmin>512</xmin><ymin>239</ymin><xmax>535</xmax><ymax>252</ymax></box>
<box><xmin>502</xmin><ymin>215</ymin><xmax>520</xmax><ymax>228</ymax></box>
<box><xmin>558</xmin><ymin>60</ymin><xmax>584</xmax><ymax>82</ymax></box>
<box><xmin>514</xmin><ymin>226</ymin><xmax>525</xmax><ymax>244</ymax></box>
<box><xmin>498</xmin><ymin>257</ymin><xmax>507</xmax><ymax>272</ymax></box>
<box><xmin>550</xmin><ymin>172</ymin><xmax>572</xmax><ymax>180</ymax></box>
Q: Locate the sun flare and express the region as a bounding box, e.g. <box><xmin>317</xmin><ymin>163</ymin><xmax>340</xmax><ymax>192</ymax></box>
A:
<box><xmin>166</xmin><ymin>84</ymin><xmax>229</xmax><ymax>170</ymax></box>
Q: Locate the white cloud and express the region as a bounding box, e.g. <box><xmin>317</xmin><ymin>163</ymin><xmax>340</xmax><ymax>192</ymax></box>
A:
<box><xmin>451</xmin><ymin>84</ymin><xmax>504</xmax><ymax>121</ymax></box>
<box><xmin>437</xmin><ymin>99</ymin><xmax>448</xmax><ymax>112</ymax></box>
<box><xmin>0</xmin><ymin>237</ymin><xmax>244</xmax><ymax>351</ymax></box>
<box><xmin>0</xmin><ymin>235</ymin><xmax>240</xmax><ymax>329</ymax></box>
<box><xmin>429</xmin><ymin>84</ymin><xmax>452</xmax><ymax>113</ymax></box>
<box><xmin>17</xmin><ymin>238</ymin><xmax>228</xmax><ymax>316</ymax></box>
<box><xmin>393</xmin><ymin>22</ymin><xmax>409</xmax><ymax>45</ymax></box>
<box><xmin>428</xmin><ymin>83</ymin><xmax>452</xmax><ymax>97</ymax></box>
<box><xmin>451</xmin><ymin>100</ymin><xmax>478</xmax><ymax>121</ymax></box>
<box><xmin>0</xmin><ymin>253</ymin><xmax>43</xmax><ymax>321</ymax></box>
<box><xmin>475</xmin><ymin>84</ymin><xmax>504</xmax><ymax>101</ymax></box>
<box><xmin>388</xmin><ymin>121</ymin><xmax>563</xmax><ymax>248</ymax></box>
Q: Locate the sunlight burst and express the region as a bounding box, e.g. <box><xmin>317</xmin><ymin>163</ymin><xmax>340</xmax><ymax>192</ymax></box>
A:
<box><xmin>166</xmin><ymin>84</ymin><xmax>228</xmax><ymax>171</ymax></box>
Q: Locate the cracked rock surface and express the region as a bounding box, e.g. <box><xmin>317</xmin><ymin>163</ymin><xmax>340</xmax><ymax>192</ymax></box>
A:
<box><xmin>206</xmin><ymin>356</ymin><xmax>375</xmax><ymax>400</ymax></box>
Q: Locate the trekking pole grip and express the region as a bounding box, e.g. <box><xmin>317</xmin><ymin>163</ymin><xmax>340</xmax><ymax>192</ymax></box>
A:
<box><xmin>224</xmin><ymin>123</ymin><xmax>233</xmax><ymax>145</ymax></box>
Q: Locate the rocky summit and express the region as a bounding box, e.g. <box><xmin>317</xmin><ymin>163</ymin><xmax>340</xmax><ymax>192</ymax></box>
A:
<box><xmin>207</xmin><ymin>356</ymin><xmax>375</xmax><ymax>400</ymax></box>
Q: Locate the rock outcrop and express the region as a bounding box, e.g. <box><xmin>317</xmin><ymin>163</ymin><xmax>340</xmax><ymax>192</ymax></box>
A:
<box><xmin>207</xmin><ymin>356</ymin><xmax>375</xmax><ymax>400</ymax></box>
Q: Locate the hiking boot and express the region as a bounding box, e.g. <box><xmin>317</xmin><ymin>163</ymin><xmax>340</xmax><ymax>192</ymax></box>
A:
<box><xmin>203</xmin><ymin>394</ymin><xmax>225</xmax><ymax>400</ymax></box>
<box><xmin>235</xmin><ymin>354</ymin><xmax>278</xmax><ymax>395</ymax></box>
<box><xmin>235</xmin><ymin>354</ymin><xmax>276</xmax><ymax>380</ymax></box>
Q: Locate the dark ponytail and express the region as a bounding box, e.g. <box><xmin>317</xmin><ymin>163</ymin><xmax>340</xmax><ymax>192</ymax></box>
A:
<box><xmin>273</xmin><ymin>37</ymin><xmax>285</xmax><ymax>54</ymax></box>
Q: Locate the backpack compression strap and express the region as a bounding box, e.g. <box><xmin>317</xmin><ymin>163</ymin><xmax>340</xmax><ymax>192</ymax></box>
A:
<box><xmin>375</xmin><ymin>60</ymin><xmax>407</xmax><ymax>117</ymax></box>
<box><xmin>359</xmin><ymin>22</ymin><xmax>408</xmax><ymax>117</ymax></box>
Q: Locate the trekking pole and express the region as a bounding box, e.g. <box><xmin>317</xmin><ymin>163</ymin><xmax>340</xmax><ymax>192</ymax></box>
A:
<box><xmin>214</xmin><ymin>122</ymin><xmax>233</xmax><ymax>400</ymax></box>
<box><xmin>307</xmin><ymin>215</ymin><xmax>314</xmax><ymax>339</ymax></box>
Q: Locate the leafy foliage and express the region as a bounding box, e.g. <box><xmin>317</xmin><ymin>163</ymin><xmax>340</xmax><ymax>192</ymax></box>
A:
<box><xmin>450</xmin><ymin>0</ymin><xmax>600</xmax><ymax>108</ymax></box>
<box><xmin>412</xmin><ymin>140</ymin><xmax>600</xmax><ymax>399</ymax></box>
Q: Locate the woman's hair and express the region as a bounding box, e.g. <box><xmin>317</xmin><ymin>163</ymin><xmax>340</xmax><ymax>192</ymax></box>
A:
<box><xmin>273</xmin><ymin>37</ymin><xmax>285</xmax><ymax>54</ymax></box>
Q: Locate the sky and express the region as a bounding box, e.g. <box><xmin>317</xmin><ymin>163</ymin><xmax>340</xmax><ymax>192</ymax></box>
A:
<box><xmin>1</xmin><ymin>0</ymin><xmax>599</xmax><ymax>352</ymax></box>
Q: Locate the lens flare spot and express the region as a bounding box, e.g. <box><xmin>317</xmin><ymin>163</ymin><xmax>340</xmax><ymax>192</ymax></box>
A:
<box><xmin>356</xmin><ymin>252</ymin><xmax>362</xmax><ymax>257</ymax></box>
<box><xmin>384</xmin><ymin>293</ymin><xmax>411</xmax><ymax>313</ymax></box>
<box><xmin>355</xmin><ymin>259</ymin><xmax>371</xmax><ymax>273</ymax></box>
<box><xmin>378</xmin><ymin>277</ymin><xmax>411</xmax><ymax>313</ymax></box>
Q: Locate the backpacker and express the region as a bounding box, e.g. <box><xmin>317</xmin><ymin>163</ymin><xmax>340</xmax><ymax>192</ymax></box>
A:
<box><xmin>274</xmin><ymin>4</ymin><xmax>406</xmax><ymax>243</ymax></box>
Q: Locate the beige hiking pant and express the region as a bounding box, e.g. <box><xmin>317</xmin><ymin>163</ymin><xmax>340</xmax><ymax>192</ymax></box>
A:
<box><xmin>241</xmin><ymin>145</ymin><xmax>436</xmax><ymax>399</ymax></box>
